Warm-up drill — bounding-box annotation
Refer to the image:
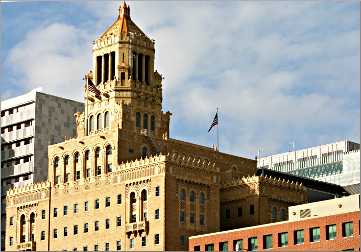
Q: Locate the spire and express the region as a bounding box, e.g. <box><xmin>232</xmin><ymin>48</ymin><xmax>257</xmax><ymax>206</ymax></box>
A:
<box><xmin>119</xmin><ymin>1</ymin><xmax>130</xmax><ymax>18</ymax></box>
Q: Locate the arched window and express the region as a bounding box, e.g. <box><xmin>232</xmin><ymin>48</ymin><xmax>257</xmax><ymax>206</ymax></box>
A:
<box><xmin>200</xmin><ymin>192</ymin><xmax>205</xmax><ymax>204</ymax></box>
<box><xmin>280</xmin><ymin>208</ymin><xmax>286</xmax><ymax>221</ymax></box>
<box><xmin>104</xmin><ymin>111</ymin><xmax>110</xmax><ymax>128</ymax></box>
<box><xmin>53</xmin><ymin>157</ymin><xmax>59</xmax><ymax>168</ymax></box>
<box><xmin>143</xmin><ymin>113</ymin><xmax>148</xmax><ymax>129</ymax></box>
<box><xmin>271</xmin><ymin>207</ymin><xmax>277</xmax><ymax>221</ymax></box>
<box><xmin>64</xmin><ymin>155</ymin><xmax>69</xmax><ymax>165</ymax></box>
<box><xmin>64</xmin><ymin>155</ymin><xmax>69</xmax><ymax>182</ymax></box>
<box><xmin>74</xmin><ymin>152</ymin><xmax>79</xmax><ymax>163</ymax></box>
<box><xmin>180</xmin><ymin>189</ymin><xmax>186</xmax><ymax>201</ymax></box>
<box><xmin>150</xmin><ymin>115</ymin><xmax>155</xmax><ymax>131</ymax></box>
<box><xmin>141</xmin><ymin>189</ymin><xmax>147</xmax><ymax>221</ymax></box>
<box><xmin>30</xmin><ymin>212</ymin><xmax>35</xmax><ymax>241</ymax></box>
<box><xmin>85</xmin><ymin>150</ymin><xmax>90</xmax><ymax>161</ymax></box>
<box><xmin>179</xmin><ymin>189</ymin><xmax>186</xmax><ymax>224</ymax></box>
<box><xmin>20</xmin><ymin>214</ymin><xmax>26</xmax><ymax>242</ymax></box>
<box><xmin>106</xmin><ymin>145</ymin><xmax>112</xmax><ymax>173</ymax></box>
<box><xmin>141</xmin><ymin>146</ymin><xmax>148</xmax><ymax>158</ymax></box>
<box><xmin>97</xmin><ymin>114</ymin><xmax>102</xmax><ymax>130</ymax></box>
<box><xmin>74</xmin><ymin>152</ymin><xmax>80</xmax><ymax>180</ymax></box>
<box><xmin>85</xmin><ymin>150</ymin><xmax>90</xmax><ymax>178</ymax></box>
<box><xmin>130</xmin><ymin>192</ymin><xmax>136</xmax><ymax>223</ymax></box>
<box><xmin>95</xmin><ymin>147</ymin><xmax>101</xmax><ymax>176</ymax></box>
<box><xmin>89</xmin><ymin>115</ymin><xmax>94</xmax><ymax>132</ymax></box>
<box><xmin>136</xmin><ymin>112</ymin><xmax>141</xmax><ymax>128</ymax></box>
<box><xmin>190</xmin><ymin>191</ymin><xmax>195</xmax><ymax>202</ymax></box>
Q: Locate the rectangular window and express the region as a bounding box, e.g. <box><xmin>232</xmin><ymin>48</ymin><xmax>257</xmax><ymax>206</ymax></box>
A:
<box><xmin>105</xmin><ymin>197</ymin><xmax>111</xmax><ymax>207</ymax></box>
<box><xmin>238</xmin><ymin>207</ymin><xmax>242</xmax><ymax>217</ymax></box>
<box><xmin>248</xmin><ymin>237</ymin><xmax>258</xmax><ymax>251</ymax></box>
<box><xmin>64</xmin><ymin>227</ymin><xmax>68</xmax><ymax>237</ymax></box>
<box><xmin>84</xmin><ymin>201</ymin><xmax>88</xmax><ymax>211</ymax></box>
<box><xmin>180</xmin><ymin>235</ymin><xmax>186</xmax><ymax>247</ymax></box>
<box><xmin>263</xmin><ymin>234</ymin><xmax>272</xmax><ymax>249</ymax></box>
<box><xmin>94</xmin><ymin>244</ymin><xmax>99</xmax><ymax>251</ymax></box>
<box><xmin>95</xmin><ymin>221</ymin><xmax>99</xmax><ymax>231</ymax></box>
<box><xmin>250</xmin><ymin>204</ymin><xmax>255</xmax><ymax>215</ymax></box>
<box><xmin>105</xmin><ymin>219</ymin><xmax>110</xmax><ymax>229</ymax></box>
<box><xmin>63</xmin><ymin>205</ymin><xmax>68</xmax><ymax>216</ymax></box>
<box><xmin>53</xmin><ymin>229</ymin><xmax>58</xmax><ymax>238</ymax></box>
<box><xmin>142</xmin><ymin>236</ymin><xmax>146</xmax><ymax>246</ymax></box>
<box><xmin>9</xmin><ymin>216</ymin><xmax>14</xmax><ymax>225</ymax></box>
<box><xmin>130</xmin><ymin>238</ymin><xmax>135</xmax><ymax>248</ymax></box>
<box><xmin>155</xmin><ymin>209</ymin><xmax>160</xmax><ymax>219</ymax></box>
<box><xmin>86</xmin><ymin>168</ymin><xmax>90</xmax><ymax>177</ymax></box>
<box><xmin>278</xmin><ymin>232</ymin><xmax>288</xmax><ymax>247</ymax></box>
<box><xmin>76</xmin><ymin>171</ymin><xmax>80</xmax><ymax>180</ymax></box>
<box><xmin>294</xmin><ymin>229</ymin><xmax>304</xmax><ymax>244</ymax></box>
<box><xmin>117</xmin><ymin>216</ymin><xmax>122</xmax><ymax>226</ymax></box>
<box><xmin>327</xmin><ymin>224</ymin><xmax>337</xmax><ymax>240</ymax></box>
<box><xmin>194</xmin><ymin>245</ymin><xmax>201</xmax><ymax>251</ymax></box>
<box><xmin>84</xmin><ymin>223</ymin><xmax>88</xmax><ymax>233</ymax></box>
<box><xmin>74</xmin><ymin>203</ymin><xmax>78</xmax><ymax>213</ymax></box>
<box><xmin>117</xmin><ymin>194</ymin><xmax>122</xmax><ymax>204</ymax></box>
<box><xmin>95</xmin><ymin>199</ymin><xmax>99</xmax><ymax>209</ymax></box>
<box><xmin>155</xmin><ymin>186</ymin><xmax>160</xmax><ymax>196</ymax></box>
<box><xmin>205</xmin><ymin>244</ymin><xmax>214</xmax><ymax>251</ymax></box>
<box><xmin>180</xmin><ymin>211</ymin><xmax>185</xmax><ymax>223</ymax></box>
<box><xmin>233</xmin><ymin>239</ymin><xmax>243</xmax><ymax>251</ymax></box>
<box><xmin>42</xmin><ymin>210</ymin><xmax>46</xmax><ymax>219</ymax></box>
<box><xmin>96</xmin><ymin>166</ymin><xmax>101</xmax><ymax>176</ymax></box>
<box><xmin>54</xmin><ymin>208</ymin><xmax>58</xmax><ymax>217</ymax></box>
<box><xmin>190</xmin><ymin>213</ymin><xmax>195</xmax><ymax>224</ymax></box>
<box><xmin>310</xmin><ymin>227</ymin><xmax>320</xmax><ymax>242</ymax></box>
<box><xmin>83</xmin><ymin>247</ymin><xmax>87</xmax><ymax>252</ymax></box>
<box><xmin>105</xmin><ymin>242</ymin><xmax>109</xmax><ymax>251</ymax></box>
<box><xmin>342</xmin><ymin>222</ymin><xmax>353</xmax><ymax>237</ymax></box>
<box><xmin>200</xmin><ymin>214</ymin><xmax>205</xmax><ymax>225</ymax></box>
<box><xmin>116</xmin><ymin>240</ymin><xmax>121</xmax><ymax>251</ymax></box>
<box><xmin>225</xmin><ymin>208</ymin><xmax>231</xmax><ymax>219</ymax></box>
<box><xmin>9</xmin><ymin>237</ymin><xmax>13</xmax><ymax>246</ymax></box>
<box><xmin>219</xmin><ymin>242</ymin><xmax>228</xmax><ymax>252</ymax></box>
<box><xmin>41</xmin><ymin>231</ymin><xmax>45</xmax><ymax>240</ymax></box>
<box><xmin>154</xmin><ymin>234</ymin><xmax>160</xmax><ymax>245</ymax></box>
<box><xmin>73</xmin><ymin>225</ymin><xmax>78</xmax><ymax>235</ymax></box>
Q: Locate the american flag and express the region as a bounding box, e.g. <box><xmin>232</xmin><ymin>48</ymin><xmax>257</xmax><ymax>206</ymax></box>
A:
<box><xmin>88</xmin><ymin>79</ymin><xmax>101</xmax><ymax>99</ymax></box>
<box><xmin>208</xmin><ymin>112</ymin><xmax>218</xmax><ymax>132</ymax></box>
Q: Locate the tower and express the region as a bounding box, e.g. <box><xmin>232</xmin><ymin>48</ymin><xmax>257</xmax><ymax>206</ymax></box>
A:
<box><xmin>80</xmin><ymin>2</ymin><xmax>171</xmax><ymax>148</ymax></box>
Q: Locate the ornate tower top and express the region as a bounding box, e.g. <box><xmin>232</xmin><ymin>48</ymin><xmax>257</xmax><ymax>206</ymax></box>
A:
<box><xmin>119</xmin><ymin>1</ymin><xmax>130</xmax><ymax>18</ymax></box>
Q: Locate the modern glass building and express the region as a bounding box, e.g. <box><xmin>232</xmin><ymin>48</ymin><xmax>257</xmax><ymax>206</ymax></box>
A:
<box><xmin>257</xmin><ymin>140</ymin><xmax>360</xmax><ymax>186</ymax></box>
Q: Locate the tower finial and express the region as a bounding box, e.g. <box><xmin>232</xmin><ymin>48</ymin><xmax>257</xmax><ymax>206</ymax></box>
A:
<box><xmin>119</xmin><ymin>1</ymin><xmax>130</xmax><ymax>18</ymax></box>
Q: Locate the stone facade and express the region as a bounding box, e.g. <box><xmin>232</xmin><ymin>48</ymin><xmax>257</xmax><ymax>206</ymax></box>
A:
<box><xmin>5</xmin><ymin>3</ymin><xmax>308</xmax><ymax>251</ymax></box>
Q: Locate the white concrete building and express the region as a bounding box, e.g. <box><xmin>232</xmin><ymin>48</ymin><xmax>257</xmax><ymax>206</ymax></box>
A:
<box><xmin>257</xmin><ymin>140</ymin><xmax>360</xmax><ymax>186</ymax></box>
<box><xmin>0</xmin><ymin>88</ymin><xmax>83</xmax><ymax>247</ymax></box>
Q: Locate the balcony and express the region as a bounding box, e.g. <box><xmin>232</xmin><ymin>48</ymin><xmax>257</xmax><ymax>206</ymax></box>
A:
<box><xmin>125</xmin><ymin>221</ymin><xmax>149</xmax><ymax>235</ymax></box>
<box><xmin>1</xmin><ymin>126</ymin><xmax>34</xmax><ymax>143</ymax></box>
<box><xmin>1</xmin><ymin>144</ymin><xmax>34</xmax><ymax>160</ymax></box>
<box><xmin>16</xmin><ymin>241</ymin><xmax>36</xmax><ymax>251</ymax></box>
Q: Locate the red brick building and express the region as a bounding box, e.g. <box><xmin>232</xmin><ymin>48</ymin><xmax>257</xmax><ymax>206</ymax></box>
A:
<box><xmin>189</xmin><ymin>195</ymin><xmax>360</xmax><ymax>251</ymax></box>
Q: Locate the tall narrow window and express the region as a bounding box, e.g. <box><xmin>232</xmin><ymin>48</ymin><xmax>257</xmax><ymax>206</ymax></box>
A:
<box><xmin>104</xmin><ymin>111</ymin><xmax>110</xmax><ymax>128</ymax></box>
<box><xmin>29</xmin><ymin>213</ymin><xmax>35</xmax><ymax>241</ymax></box>
<box><xmin>141</xmin><ymin>189</ymin><xmax>147</xmax><ymax>221</ymax></box>
<box><xmin>200</xmin><ymin>192</ymin><xmax>206</xmax><ymax>225</ymax></box>
<box><xmin>138</xmin><ymin>53</ymin><xmax>143</xmax><ymax>82</ymax></box>
<box><xmin>150</xmin><ymin>115</ymin><xmax>155</xmax><ymax>131</ymax></box>
<box><xmin>97</xmin><ymin>114</ymin><xmax>102</xmax><ymax>130</ymax></box>
<box><xmin>53</xmin><ymin>157</ymin><xmax>59</xmax><ymax>184</ymax></box>
<box><xmin>145</xmin><ymin>55</ymin><xmax>150</xmax><ymax>84</ymax></box>
<box><xmin>95</xmin><ymin>147</ymin><xmax>101</xmax><ymax>176</ymax></box>
<box><xmin>136</xmin><ymin>112</ymin><xmax>141</xmax><ymax>128</ymax></box>
<box><xmin>96</xmin><ymin>56</ymin><xmax>102</xmax><ymax>84</ymax></box>
<box><xmin>104</xmin><ymin>54</ymin><xmax>109</xmax><ymax>82</ymax></box>
<box><xmin>132</xmin><ymin>52</ymin><xmax>137</xmax><ymax>80</ymax></box>
<box><xmin>121</xmin><ymin>72</ymin><xmax>125</xmax><ymax>85</ymax></box>
<box><xmin>141</xmin><ymin>146</ymin><xmax>148</xmax><ymax>158</ymax></box>
<box><xmin>20</xmin><ymin>215</ymin><xmax>26</xmax><ymax>242</ymax></box>
<box><xmin>64</xmin><ymin>155</ymin><xmax>69</xmax><ymax>182</ymax></box>
<box><xmin>130</xmin><ymin>192</ymin><xmax>136</xmax><ymax>223</ymax></box>
<box><xmin>271</xmin><ymin>207</ymin><xmax>277</xmax><ymax>221</ymax></box>
<box><xmin>143</xmin><ymin>113</ymin><xmax>148</xmax><ymax>129</ymax></box>
<box><xmin>179</xmin><ymin>189</ymin><xmax>186</xmax><ymax>224</ymax></box>
<box><xmin>106</xmin><ymin>145</ymin><xmax>112</xmax><ymax>173</ymax></box>
<box><xmin>74</xmin><ymin>152</ymin><xmax>80</xmax><ymax>180</ymax></box>
<box><xmin>110</xmin><ymin>52</ymin><xmax>115</xmax><ymax>80</ymax></box>
<box><xmin>89</xmin><ymin>115</ymin><xmax>94</xmax><ymax>132</ymax></box>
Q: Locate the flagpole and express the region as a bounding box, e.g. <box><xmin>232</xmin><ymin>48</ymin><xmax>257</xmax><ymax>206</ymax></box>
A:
<box><xmin>216</xmin><ymin>107</ymin><xmax>219</xmax><ymax>152</ymax></box>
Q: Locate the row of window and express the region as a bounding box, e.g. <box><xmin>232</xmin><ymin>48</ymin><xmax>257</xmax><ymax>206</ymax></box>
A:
<box><xmin>1</xmin><ymin>120</ymin><xmax>32</xmax><ymax>133</ymax></box>
<box><xmin>225</xmin><ymin>205</ymin><xmax>255</xmax><ymax>219</ymax></box>
<box><xmin>1</xmin><ymin>155</ymin><xmax>32</xmax><ymax>168</ymax></box>
<box><xmin>135</xmin><ymin>112</ymin><xmax>156</xmax><ymax>131</ymax></box>
<box><xmin>1</xmin><ymin>138</ymin><xmax>32</xmax><ymax>150</ymax></box>
<box><xmin>88</xmin><ymin>111</ymin><xmax>110</xmax><ymax>132</ymax></box>
<box><xmin>196</xmin><ymin>221</ymin><xmax>355</xmax><ymax>251</ymax></box>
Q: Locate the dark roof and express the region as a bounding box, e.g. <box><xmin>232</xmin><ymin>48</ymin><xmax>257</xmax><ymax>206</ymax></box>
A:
<box><xmin>256</xmin><ymin>168</ymin><xmax>349</xmax><ymax>196</ymax></box>
<box><xmin>343</xmin><ymin>183</ymin><xmax>360</xmax><ymax>195</ymax></box>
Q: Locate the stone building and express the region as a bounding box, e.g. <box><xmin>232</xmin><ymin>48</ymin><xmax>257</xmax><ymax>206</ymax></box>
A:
<box><xmin>0</xmin><ymin>88</ymin><xmax>84</xmax><ymax>250</ymax></box>
<box><xmin>5</xmin><ymin>3</ymin><xmax>311</xmax><ymax>251</ymax></box>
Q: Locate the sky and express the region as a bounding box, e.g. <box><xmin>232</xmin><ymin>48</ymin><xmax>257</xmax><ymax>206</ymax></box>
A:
<box><xmin>0</xmin><ymin>0</ymin><xmax>359</xmax><ymax>158</ymax></box>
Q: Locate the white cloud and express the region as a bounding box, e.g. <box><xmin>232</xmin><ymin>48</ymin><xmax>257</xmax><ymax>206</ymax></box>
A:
<box><xmin>5</xmin><ymin>1</ymin><xmax>359</xmax><ymax>157</ymax></box>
